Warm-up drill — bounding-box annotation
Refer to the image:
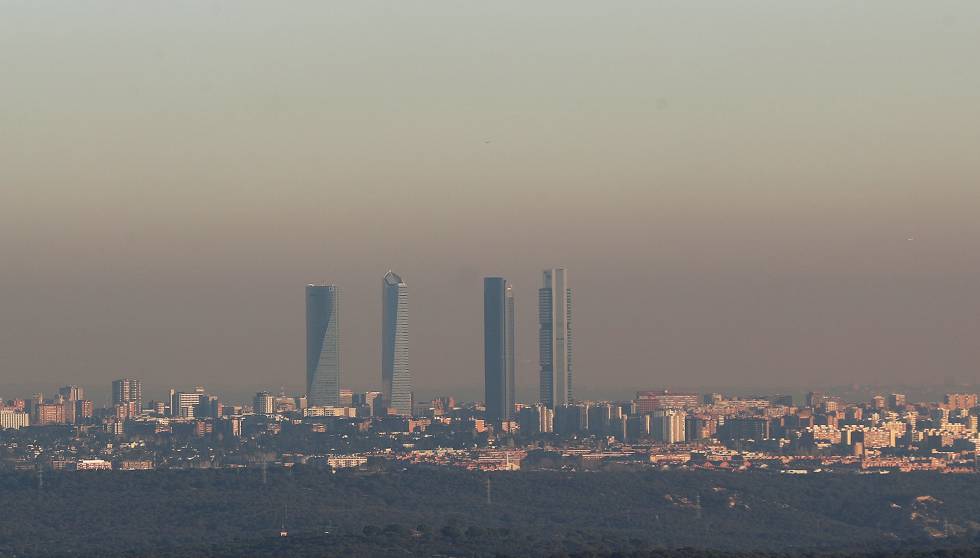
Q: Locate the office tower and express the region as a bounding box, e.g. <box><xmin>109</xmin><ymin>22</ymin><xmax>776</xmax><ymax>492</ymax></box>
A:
<box><xmin>306</xmin><ymin>284</ymin><xmax>341</xmax><ymax>407</ymax></box>
<box><xmin>382</xmin><ymin>271</ymin><xmax>412</xmax><ymax>416</ymax></box>
<box><xmin>484</xmin><ymin>277</ymin><xmax>516</xmax><ymax>422</ymax></box>
<box><xmin>539</xmin><ymin>268</ymin><xmax>572</xmax><ymax>408</ymax></box>
<box><xmin>254</xmin><ymin>392</ymin><xmax>274</xmax><ymax>415</ymax></box>
<box><xmin>112</xmin><ymin>379</ymin><xmax>143</xmax><ymax>412</ymax></box>
<box><xmin>58</xmin><ymin>385</ymin><xmax>84</xmax><ymax>401</ymax></box>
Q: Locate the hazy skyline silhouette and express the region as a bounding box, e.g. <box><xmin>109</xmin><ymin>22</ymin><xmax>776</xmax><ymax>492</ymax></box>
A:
<box><xmin>2</xmin><ymin>3</ymin><xmax>979</xmax><ymax>403</ymax></box>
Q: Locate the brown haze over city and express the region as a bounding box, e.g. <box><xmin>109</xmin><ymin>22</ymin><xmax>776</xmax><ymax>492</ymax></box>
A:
<box><xmin>2</xmin><ymin>2</ymin><xmax>979</xmax><ymax>402</ymax></box>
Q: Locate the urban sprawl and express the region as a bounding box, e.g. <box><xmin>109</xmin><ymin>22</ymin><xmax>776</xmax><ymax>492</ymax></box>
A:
<box><xmin>3</xmin><ymin>269</ymin><xmax>979</xmax><ymax>475</ymax></box>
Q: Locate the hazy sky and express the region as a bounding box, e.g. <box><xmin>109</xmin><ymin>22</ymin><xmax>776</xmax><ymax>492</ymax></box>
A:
<box><xmin>2</xmin><ymin>2</ymin><xmax>979</xmax><ymax>403</ymax></box>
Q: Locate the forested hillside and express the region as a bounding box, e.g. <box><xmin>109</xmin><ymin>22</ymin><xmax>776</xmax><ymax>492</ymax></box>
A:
<box><xmin>3</xmin><ymin>467</ymin><xmax>980</xmax><ymax>557</ymax></box>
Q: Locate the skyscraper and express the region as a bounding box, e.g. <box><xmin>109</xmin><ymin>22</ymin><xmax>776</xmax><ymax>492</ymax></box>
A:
<box><xmin>306</xmin><ymin>284</ymin><xmax>341</xmax><ymax>407</ymax></box>
<box><xmin>484</xmin><ymin>277</ymin><xmax>516</xmax><ymax>422</ymax></box>
<box><xmin>382</xmin><ymin>271</ymin><xmax>412</xmax><ymax>416</ymax></box>
<box><xmin>112</xmin><ymin>379</ymin><xmax>142</xmax><ymax>411</ymax></box>
<box><xmin>539</xmin><ymin>268</ymin><xmax>572</xmax><ymax>408</ymax></box>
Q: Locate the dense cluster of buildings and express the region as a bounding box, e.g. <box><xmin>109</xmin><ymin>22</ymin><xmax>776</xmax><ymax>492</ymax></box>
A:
<box><xmin>3</xmin><ymin>267</ymin><xmax>980</xmax><ymax>475</ymax></box>
<box><xmin>3</xmin><ymin>378</ymin><xmax>980</xmax><ymax>475</ymax></box>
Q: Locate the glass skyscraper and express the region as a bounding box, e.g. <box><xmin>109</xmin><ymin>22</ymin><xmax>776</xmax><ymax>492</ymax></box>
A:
<box><xmin>484</xmin><ymin>277</ymin><xmax>516</xmax><ymax>422</ymax></box>
<box><xmin>306</xmin><ymin>284</ymin><xmax>340</xmax><ymax>407</ymax></box>
<box><xmin>382</xmin><ymin>271</ymin><xmax>412</xmax><ymax>416</ymax></box>
<box><xmin>539</xmin><ymin>268</ymin><xmax>572</xmax><ymax>408</ymax></box>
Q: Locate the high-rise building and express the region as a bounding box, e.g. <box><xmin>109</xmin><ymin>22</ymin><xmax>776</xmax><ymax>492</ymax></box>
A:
<box><xmin>58</xmin><ymin>385</ymin><xmax>84</xmax><ymax>402</ymax></box>
<box><xmin>652</xmin><ymin>409</ymin><xmax>687</xmax><ymax>444</ymax></box>
<box><xmin>382</xmin><ymin>271</ymin><xmax>412</xmax><ymax>416</ymax></box>
<box><xmin>539</xmin><ymin>268</ymin><xmax>572</xmax><ymax>408</ymax></box>
<box><xmin>170</xmin><ymin>387</ymin><xmax>207</xmax><ymax>419</ymax></box>
<box><xmin>484</xmin><ymin>277</ymin><xmax>516</xmax><ymax>422</ymax></box>
<box><xmin>254</xmin><ymin>391</ymin><xmax>274</xmax><ymax>415</ymax></box>
<box><xmin>112</xmin><ymin>379</ymin><xmax>143</xmax><ymax>412</ymax></box>
<box><xmin>306</xmin><ymin>284</ymin><xmax>341</xmax><ymax>407</ymax></box>
<box><xmin>888</xmin><ymin>393</ymin><xmax>907</xmax><ymax>410</ymax></box>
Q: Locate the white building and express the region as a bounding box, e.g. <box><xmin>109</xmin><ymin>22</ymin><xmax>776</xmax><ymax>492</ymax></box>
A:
<box><xmin>73</xmin><ymin>459</ymin><xmax>113</xmax><ymax>471</ymax></box>
<box><xmin>326</xmin><ymin>455</ymin><xmax>368</xmax><ymax>469</ymax></box>
<box><xmin>0</xmin><ymin>410</ymin><xmax>29</xmax><ymax>430</ymax></box>
<box><xmin>652</xmin><ymin>409</ymin><xmax>687</xmax><ymax>444</ymax></box>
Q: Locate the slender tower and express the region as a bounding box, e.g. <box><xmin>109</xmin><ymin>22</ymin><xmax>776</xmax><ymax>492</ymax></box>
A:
<box><xmin>539</xmin><ymin>268</ymin><xmax>572</xmax><ymax>408</ymax></box>
<box><xmin>306</xmin><ymin>284</ymin><xmax>341</xmax><ymax>407</ymax></box>
<box><xmin>484</xmin><ymin>277</ymin><xmax>516</xmax><ymax>422</ymax></box>
<box><xmin>382</xmin><ymin>271</ymin><xmax>412</xmax><ymax>416</ymax></box>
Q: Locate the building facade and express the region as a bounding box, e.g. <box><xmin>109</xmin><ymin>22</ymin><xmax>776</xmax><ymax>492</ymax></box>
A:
<box><xmin>0</xmin><ymin>409</ymin><xmax>29</xmax><ymax>430</ymax></box>
<box><xmin>254</xmin><ymin>391</ymin><xmax>274</xmax><ymax>415</ymax></box>
<box><xmin>484</xmin><ymin>277</ymin><xmax>516</xmax><ymax>422</ymax></box>
<box><xmin>382</xmin><ymin>271</ymin><xmax>412</xmax><ymax>416</ymax></box>
<box><xmin>635</xmin><ymin>390</ymin><xmax>701</xmax><ymax>414</ymax></box>
<box><xmin>652</xmin><ymin>409</ymin><xmax>687</xmax><ymax>444</ymax></box>
<box><xmin>170</xmin><ymin>387</ymin><xmax>208</xmax><ymax>418</ymax></box>
<box><xmin>306</xmin><ymin>284</ymin><xmax>341</xmax><ymax>407</ymax></box>
<box><xmin>539</xmin><ymin>268</ymin><xmax>572</xmax><ymax>408</ymax></box>
<box><xmin>112</xmin><ymin>379</ymin><xmax>143</xmax><ymax>412</ymax></box>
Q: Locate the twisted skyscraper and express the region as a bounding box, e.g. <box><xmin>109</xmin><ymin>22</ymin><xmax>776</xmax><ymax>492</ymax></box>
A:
<box><xmin>539</xmin><ymin>268</ymin><xmax>572</xmax><ymax>408</ymax></box>
<box><xmin>306</xmin><ymin>284</ymin><xmax>340</xmax><ymax>407</ymax></box>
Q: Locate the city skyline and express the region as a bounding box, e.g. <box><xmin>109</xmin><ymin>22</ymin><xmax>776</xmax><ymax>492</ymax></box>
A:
<box><xmin>4</xmin><ymin>2</ymin><xmax>980</xmax><ymax>556</ymax></box>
